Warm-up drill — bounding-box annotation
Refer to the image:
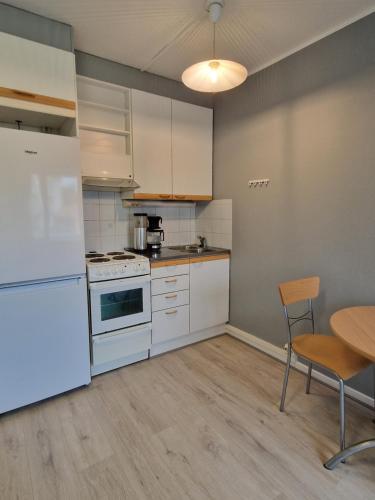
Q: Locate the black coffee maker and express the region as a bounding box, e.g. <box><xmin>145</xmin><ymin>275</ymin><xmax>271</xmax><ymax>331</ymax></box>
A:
<box><xmin>147</xmin><ymin>216</ymin><xmax>164</xmax><ymax>250</ymax></box>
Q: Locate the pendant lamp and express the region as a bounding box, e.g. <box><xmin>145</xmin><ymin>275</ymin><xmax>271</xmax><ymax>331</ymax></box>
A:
<box><xmin>182</xmin><ymin>1</ymin><xmax>247</xmax><ymax>93</ymax></box>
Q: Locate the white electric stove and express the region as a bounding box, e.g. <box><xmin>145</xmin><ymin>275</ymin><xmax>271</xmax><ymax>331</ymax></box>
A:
<box><xmin>86</xmin><ymin>251</ymin><xmax>152</xmax><ymax>375</ymax></box>
<box><xmin>86</xmin><ymin>250</ymin><xmax>150</xmax><ymax>282</ymax></box>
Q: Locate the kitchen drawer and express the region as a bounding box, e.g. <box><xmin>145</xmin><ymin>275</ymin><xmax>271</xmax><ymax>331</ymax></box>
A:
<box><xmin>152</xmin><ymin>274</ymin><xmax>189</xmax><ymax>296</ymax></box>
<box><xmin>92</xmin><ymin>324</ymin><xmax>151</xmax><ymax>368</ymax></box>
<box><xmin>152</xmin><ymin>305</ymin><xmax>189</xmax><ymax>344</ymax></box>
<box><xmin>152</xmin><ymin>289</ymin><xmax>189</xmax><ymax>312</ymax></box>
<box><xmin>151</xmin><ymin>262</ymin><xmax>189</xmax><ymax>279</ymax></box>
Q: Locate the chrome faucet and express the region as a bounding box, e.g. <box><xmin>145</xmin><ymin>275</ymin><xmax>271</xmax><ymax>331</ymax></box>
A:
<box><xmin>197</xmin><ymin>235</ymin><xmax>207</xmax><ymax>249</ymax></box>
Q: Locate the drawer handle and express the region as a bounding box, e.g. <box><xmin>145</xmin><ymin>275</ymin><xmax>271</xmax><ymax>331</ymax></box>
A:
<box><xmin>165</xmin><ymin>309</ymin><xmax>178</xmax><ymax>315</ymax></box>
<box><xmin>164</xmin><ymin>279</ymin><xmax>177</xmax><ymax>284</ymax></box>
<box><xmin>165</xmin><ymin>294</ymin><xmax>177</xmax><ymax>299</ymax></box>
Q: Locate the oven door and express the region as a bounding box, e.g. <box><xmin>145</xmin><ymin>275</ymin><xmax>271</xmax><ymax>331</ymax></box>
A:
<box><xmin>89</xmin><ymin>276</ymin><xmax>151</xmax><ymax>335</ymax></box>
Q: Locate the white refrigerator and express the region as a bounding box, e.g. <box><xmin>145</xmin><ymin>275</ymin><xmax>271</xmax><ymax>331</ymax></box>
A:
<box><xmin>0</xmin><ymin>128</ymin><xmax>91</xmax><ymax>413</ymax></box>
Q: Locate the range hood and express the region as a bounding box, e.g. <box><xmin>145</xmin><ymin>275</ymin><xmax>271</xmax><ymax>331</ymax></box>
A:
<box><xmin>82</xmin><ymin>176</ymin><xmax>140</xmax><ymax>191</ymax></box>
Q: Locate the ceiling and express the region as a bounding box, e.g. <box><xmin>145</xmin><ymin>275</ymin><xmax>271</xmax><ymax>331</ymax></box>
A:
<box><xmin>7</xmin><ymin>0</ymin><xmax>375</xmax><ymax>81</ymax></box>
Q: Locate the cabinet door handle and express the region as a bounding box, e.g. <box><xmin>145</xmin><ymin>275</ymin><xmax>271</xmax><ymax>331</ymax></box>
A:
<box><xmin>14</xmin><ymin>89</ymin><xmax>36</xmax><ymax>98</ymax></box>
<box><xmin>174</xmin><ymin>195</ymin><xmax>186</xmax><ymax>200</ymax></box>
<box><xmin>159</xmin><ymin>194</ymin><xmax>171</xmax><ymax>199</ymax></box>
<box><xmin>165</xmin><ymin>309</ymin><xmax>178</xmax><ymax>315</ymax></box>
<box><xmin>164</xmin><ymin>278</ymin><xmax>177</xmax><ymax>284</ymax></box>
<box><xmin>165</xmin><ymin>294</ymin><xmax>177</xmax><ymax>299</ymax></box>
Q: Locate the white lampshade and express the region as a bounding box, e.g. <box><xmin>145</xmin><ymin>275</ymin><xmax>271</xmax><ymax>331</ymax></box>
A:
<box><xmin>182</xmin><ymin>59</ymin><xmax>248</xmax><ymax>93</ymax></box>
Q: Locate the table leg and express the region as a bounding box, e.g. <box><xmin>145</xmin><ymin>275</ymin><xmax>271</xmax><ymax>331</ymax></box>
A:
<box><xmin>324</xmin><ymin>439</ymin><xmax>375</xmax><ymax>470</ymax></box>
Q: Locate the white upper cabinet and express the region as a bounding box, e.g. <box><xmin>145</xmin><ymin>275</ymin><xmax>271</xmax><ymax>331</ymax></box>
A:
<box><xmin>172</xmin><ymin>100</ymin><xmax>213</xmax><ymax>199</ymax></box>
<box><xmin>0</xmin><ymin>32</ymin><xmax>76</xmax><ymax>107</ymax></box>
<box><xmin>0</xmin><ymin>32</ymin><xmax>77</xmax><ymax>134</ymax></box>
<box><xmin>132</xmin><ymin>89</ymin><xmax>172</xmax><ymax>198</ymax></box>
<box><xmin>77</xmin><ymin>76</ymin><xmax>133</xmax><ymax>185</ymax></box>
<box><xmin>131</xmin><ymin>90</ymin><xmax>213</xmax><ymax>200</ymax></box>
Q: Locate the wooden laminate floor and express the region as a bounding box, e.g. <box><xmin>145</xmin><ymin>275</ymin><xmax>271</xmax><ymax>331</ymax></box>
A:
<box><xmin>1</xmin><ymin>334</ymin><xmax>375</xmax><ymax>500</ymax></box>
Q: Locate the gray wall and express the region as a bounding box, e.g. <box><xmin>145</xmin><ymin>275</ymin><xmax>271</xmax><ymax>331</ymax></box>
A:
<box><xmin>213</xmin><ymin>13</ymin><xmax>375</xmax><ymax>396</ymax></box>
<box><xmin>75</xmin><ymin>51</ymin><xmax>213</xmax><ymax>108</ymax></box>
<box><xmin>0</xmin><ymin>2</ymin><xmax>72</xmax><ymax>51</ymax></box>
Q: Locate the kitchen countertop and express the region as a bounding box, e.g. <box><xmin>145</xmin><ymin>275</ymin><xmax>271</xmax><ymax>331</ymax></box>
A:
<box><xmin>126</xmin><ymin>246</ymin><xmax>230</xmax><ymax>262</ymax></box>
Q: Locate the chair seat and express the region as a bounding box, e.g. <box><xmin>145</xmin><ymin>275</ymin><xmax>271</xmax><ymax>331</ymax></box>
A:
<box><xmin>292</xmin><ymin>334</ymin><xmax>372</xmax><ymax>380</ymax></box>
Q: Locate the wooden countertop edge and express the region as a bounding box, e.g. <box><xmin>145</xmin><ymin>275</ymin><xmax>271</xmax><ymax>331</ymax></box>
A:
<box><xmin>151</xmin><ymin>258</ymin><xmax>190</xmax><ymax>268</ymax></box>
<box><xmin>189</xmin><ymin>253</ymin><xmax>230</xmax><ymax>263</ymax></box>
<box><xmin>150</xmin><ymin>253</ymin><xmax>230</xmax><ymax>268</ymax></box>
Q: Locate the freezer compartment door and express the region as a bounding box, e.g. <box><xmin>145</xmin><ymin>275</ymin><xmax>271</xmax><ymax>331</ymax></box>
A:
<box><xmin>0</xmin><ymin>276</ymin><xmax>91</xmax><ymax>414</ymax></box>
<box><xmin>0</xmin><ymin>128</ymin><xmax>85</xmax><ymax>284</ymax></box>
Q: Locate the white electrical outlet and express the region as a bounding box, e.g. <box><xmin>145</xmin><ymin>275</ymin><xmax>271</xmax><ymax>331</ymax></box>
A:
<box><xmin>248</xmin><ymin>178</ymin><xmax>270</xmax><ymax>188</ymax></box>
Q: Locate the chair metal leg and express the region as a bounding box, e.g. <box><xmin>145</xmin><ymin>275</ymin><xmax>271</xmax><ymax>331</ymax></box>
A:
<box><xmin>324</xmin><ymin>440</ymin><xmax>375</xmax><ymax>470</ymax></box>
<box><xmin>339</xmin><ymin>378</ymin><xmax>345</xmax><ymax>451</ymax></box>
<box><xmin>280</xmin><ymin>348</ymin><xmax>292</xmax><ymax>412</ymax></box>
<box><xmin>306</xmin><ymin>363</ymin><xmax>312</xmax><ymax>394</ymax></box>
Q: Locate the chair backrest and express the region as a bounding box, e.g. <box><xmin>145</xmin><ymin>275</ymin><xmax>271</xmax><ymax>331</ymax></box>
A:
<box><xmin>278</xmin><ymin>276</ymin><xmax>320</xmax><ymax>345</ymax></box>
<box><xmin>278</xmin><ymin>276</ymin><xmax>320</xmax><ymax>306</ymax></box>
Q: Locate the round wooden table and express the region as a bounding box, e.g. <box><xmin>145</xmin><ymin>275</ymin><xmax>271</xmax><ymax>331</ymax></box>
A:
<box><xmin>324</xmin><ymin>306</ymin><xmax>375</xmax><ymax>470</ymax></box>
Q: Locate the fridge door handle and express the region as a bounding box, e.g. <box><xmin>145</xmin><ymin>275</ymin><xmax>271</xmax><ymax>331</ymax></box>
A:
<box><xmin>0</xmin><ymin>276</ymin><xmax>83</xmax><ymax>292</ymax></box>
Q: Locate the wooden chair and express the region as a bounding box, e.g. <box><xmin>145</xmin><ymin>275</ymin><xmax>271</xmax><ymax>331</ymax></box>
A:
<box><xmin>278</xmin><ymin>276</ymin><xmax>371</xmax><ymax>451</ymax></box>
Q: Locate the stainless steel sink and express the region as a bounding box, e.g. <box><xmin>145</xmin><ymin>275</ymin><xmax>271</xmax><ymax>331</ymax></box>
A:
<box><xmin>169</xmin><ymin>245</ymin><xmax>214</xmax><ymax>254</ymax></box>
<box><xmin>190</xmin><ymin>247</ymin><xmax>211</xmax><ymax>254</ymax></box>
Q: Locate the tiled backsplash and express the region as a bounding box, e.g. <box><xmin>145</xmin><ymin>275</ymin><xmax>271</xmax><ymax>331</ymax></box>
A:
<box><xmin>83</xmin><ymin>191</ymin><xmax>196</xmax><ymax>252</ymax></box>
<box><xmin>195</xmin><ymin>199</ymin><xmax>232</xmax><ymax>249</ymax></box>
<box><xmin>83</xmin><ymin>192</ymin><xmax>232</xmax><ymax>253</ymax></box>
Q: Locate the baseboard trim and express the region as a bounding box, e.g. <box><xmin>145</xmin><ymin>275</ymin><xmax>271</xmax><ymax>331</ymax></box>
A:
<box><xmin>225</xmin><ymin>324</ymin><xmax>374</xmax><ymax>409</ymax></box>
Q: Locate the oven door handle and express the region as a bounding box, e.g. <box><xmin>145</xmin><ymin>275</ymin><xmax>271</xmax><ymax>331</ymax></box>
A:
<box><xmin>89</xmin><ymin>275</ymin><xmax>151</xmax><ymax>291</ymax></box>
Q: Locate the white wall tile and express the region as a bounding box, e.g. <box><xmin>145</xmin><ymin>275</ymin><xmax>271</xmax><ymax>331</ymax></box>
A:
<box><xmin>99</xmin><ymin>192</ymin><xmax>115</xmax><ymax>204</ymax></box>
<box><xmin>195</xmin><ymin>199</ymin><xmax>232</xmax><ymax>250</ymax></box>
<box><xmin>84</xmin><ymin>220</ymin><xmax>100</xmax><ymax>238</ymax></box>
<box><xmin>100</xmin><ymin>221</ymin><xmax>116</xmax><ymax>237</ymax></box>
<box><xmin>116</xmin><ymin>220</ymin><xmax>130</xmax><ymax>236</ymax></box>
<box><xmin>179</xmin><ymin>219</ymin><xmax>191</xmax><ymax>232</ymax></box>
<box><xmin>179</xmin><ymin>207</ymin><xmax>190</xmax><ymax>219</ymax></box>
<box><xmin>99</xmin><ymin>203</ymin><xmax>115</xmax><ymax>221</ymax></box>
<box><xmin>100</xmin><ymin>236</ymin><xmax>117</xmax><ymax>252</ymax></box>
<box><xmin>83</xmin><ymin>202</ymin><xmax>99</xmax><ymax>221</ymax></box>
<box><xmin>85</xmin><ymin>236</ymin><xmax>100</xmax><ymax>253</ymax></box>
<box><xmin>83</xmin><ymin>191</ymin><xmax>99</xmax><ymax>204</ymax></box>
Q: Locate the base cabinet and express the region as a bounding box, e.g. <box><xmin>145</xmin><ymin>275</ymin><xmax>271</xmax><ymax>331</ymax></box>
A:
<box><xmin>190</xmin><ymin>257</ymin><xmax>230</xmax><ymax>333</ymax></box>
<box><xmin>152</xmin><ymin>305</ymin><xmax>190</xmax><ymax>344</ymax></box>
<box><xmin>150</xmin><ymin>256</ymin><xmax>230</xmax><ymax>354</ymax></box>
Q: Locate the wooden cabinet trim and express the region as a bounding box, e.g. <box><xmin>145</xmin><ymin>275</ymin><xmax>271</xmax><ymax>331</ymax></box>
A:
<box><xmin>0</xmin><ymin>86</ymin><xmax>76</xmax><ymax>110</ymax></box>
<box><xmin>173</xmin><ymin>195</ymin><xmax>212</xmax><ymax>201</ymax></box>
<box><xmin>190</xmin><ymin>254</ymin><xmax>230</xmax><ymax>264</ymax></box>
<box><xmin>151</xmin><ymin>258</ymin><xmax>190</xmax><ymax>269</ymax></box>
<box><xmin>133</xmin><ymin>193</ymin><xmax>172</xmax><ymax>200</ymax></box>
<box><xmin>132</xmin><ymin>193</ymin><xmax>212</xmax><ymax>201</ymax></box>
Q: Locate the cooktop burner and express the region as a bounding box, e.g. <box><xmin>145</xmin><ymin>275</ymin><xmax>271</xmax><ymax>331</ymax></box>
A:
<box><xmin>90</xmin><ymin>257</ymin><xmax>111</xmax><ymax>263</ymax></box>
<box><xmin>85</xmin><ymin>253</ymin><xmax>104</xmax><ymax>258</ymax></box>
<box><xmin>112</xmin><ymin>255</ymin><xmax>136</xmax><ymax>260</ymax></box>
<box><xmin>106</xmin><ymin>252</ymin><xmax>124</xmax><ymax>256</ymax></box>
